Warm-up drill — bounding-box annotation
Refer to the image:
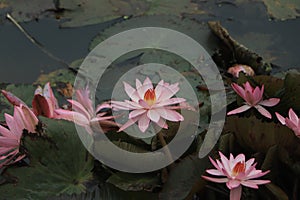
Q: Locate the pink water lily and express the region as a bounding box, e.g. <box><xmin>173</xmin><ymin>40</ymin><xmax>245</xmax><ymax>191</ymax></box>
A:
<box><xmin>227</xmin><ymin>82</ymin><xmax>280</xmax><ymax>119</ymax></box>
<box><xmin>32</xmin><ymin>82</ymin><xmax>59</xmax><ymax>118</ymax></box>
<box><xmin>55</xmin><ymin>87</ymin><xmax>118</xmax><ymax>134</ymax></box>
<box><xmin>0</xmin><ymin>105</ymin><xmax>38</xmax><ymax>168</ymax></box>
<box><xmin>276</xmin><ymin>108</ymin><xmax>300</xmax><ymax>138</ymax></box>
<box><xmin>111</xmin><ymin>77</ymin><xmax>188</xmax><ymax>133</ymax></box>
<box><xmin>2</xmin><ymin>82</ymin><xmax>59</xmax><ymax>119</ymax></box>
<box><xmin>202</xmin><ymin>151</ymin><xmax>270</xmax><ymax>200</ymax></box>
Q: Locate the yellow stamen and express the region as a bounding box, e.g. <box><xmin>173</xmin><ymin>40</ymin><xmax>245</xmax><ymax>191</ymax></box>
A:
<box><xmin>232</xmin><ymin>161</ymin><xmax>245</xmax><ymax>176</ymax></box>
<box><xmin>144</xmin><ymin>89</ymin><xmax>156</xmax><ymax>106</ymax></box>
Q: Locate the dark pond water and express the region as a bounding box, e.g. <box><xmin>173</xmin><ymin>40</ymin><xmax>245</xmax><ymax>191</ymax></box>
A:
<box><xmin>0</xmin><ymin>1</ymin><xmax>299</xmax><ymax>84</ymax></box>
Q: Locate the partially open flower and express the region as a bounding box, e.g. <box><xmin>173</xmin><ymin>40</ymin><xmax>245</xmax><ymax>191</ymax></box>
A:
<box><xmin>55</xmin><ymin>87</ymin><xmax>118</xmax><ymax>134</ymax></box>
<box><xmin>227</xmin><ymin>81</ymin><xmax>280</xmax><ymax>119</ymax></box>
<box><xmin>32</xmin><ymin>82</ymin><xmax>59</xmax><ymax>118</ymax></box>
<box><xmin>276</xmin><ymin>108</ymin><xmax>300</xmax><ymax>138</ymax></box>
<box><xmin>2</xmin><ymin>82</ymin><xmax>59</xmax><ymax>119</ymax></box>
<box><xmin>111</xmin><ymin>77</ymin><xmax>189</xmax><ymax>133</ymax></box>
<box><xmin>202</xmin><ymin>151</ymin><xmax>270</xmax><ymax>200</ymax></box>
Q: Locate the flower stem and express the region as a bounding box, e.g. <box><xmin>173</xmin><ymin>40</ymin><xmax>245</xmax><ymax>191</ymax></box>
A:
<box><xmin>157</xmin><ymin>131</ymin><xmax>175</xmax><ymax>168</ymax></box>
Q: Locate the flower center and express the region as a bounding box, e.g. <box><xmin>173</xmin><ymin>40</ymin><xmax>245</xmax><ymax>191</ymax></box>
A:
<box><xmin>144</xmin><ymin>89</ymin><xmax>156</xmax><ymax>106</ymax></box>
<box><xmin>232</xmin><ymin>161</ymin><xmax>245</xmax><ymax>176</ymax></box>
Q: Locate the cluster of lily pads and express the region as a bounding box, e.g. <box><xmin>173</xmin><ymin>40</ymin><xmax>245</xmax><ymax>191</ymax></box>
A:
<box><xmin>0</xmin><ymin>68</ymin><xmax>299</xmax><ymax>199</ymax></box>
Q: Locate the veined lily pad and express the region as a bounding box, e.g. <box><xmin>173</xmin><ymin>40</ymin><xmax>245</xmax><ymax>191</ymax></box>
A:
<box><xmin>225</xmin><ymin>115</ymin><xmax>300</xmax><ymax>160</ymax></box>
<box><xmin>159</xmin><ymin>155</ymin><xmax>209</xmax><ymax>200</ymax></box>
<box><xmin>0</xmin><ymin>118</ymin><xmax>94</xmax><ymax>199</ymax></box>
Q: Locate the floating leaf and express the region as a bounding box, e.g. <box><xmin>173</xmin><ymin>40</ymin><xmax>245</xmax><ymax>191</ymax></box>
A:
<box><xmin>225</xmin><ymin>115</ymin><xmax>300</xmax><ymax>160</ymax></box>
<box><xmin>159</xmin><ymin>155</ymin><xmax>209</xmax><ymax>200</ymax></box>
<box><xmin>0</xmin><ymin>118</ymin><xmax>94</xmax><ymax>199</ymax></box>
<box><xmin>107</xmin><ymin>172</ymin><xmax>160</xmax><ymax>192</ymax></box>
<box><xmin>146</xmin><ymin>0</ymin><xmax>205</xmax><ymax>16</ymax></box>
<box><xmin>89</xmin><ymin>15</ymin><xmax>216</xmax><ymax>53</ymax></box>
<box><xmin>0</xmin><ymin>0</ymin><xmax>55</xmax><ymax>22</ymax></box>
<box><xmin>281</xmin><ymin>71</ymin><xmax>300</xmax><ymax>111</ymax></box>
<box><xmin>262</xmin><ymin>0</ymin><xmax>300</xmax><ymax>20</ymax></box>
<box><xmin>59</xmin><ymin>0</ymin><xmax>118</xmax><ymax>27</ymax></box>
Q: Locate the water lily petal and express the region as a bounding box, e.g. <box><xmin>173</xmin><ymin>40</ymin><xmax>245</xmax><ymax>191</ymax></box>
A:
<box><xmin>138</xmin><ymin>114</ymin><xmax>150</xmax><ymax>132</ymax></box>
<box><xmin>155</xmin><ymin>98</ymin><xmax>186</xmax><ymax>107</ymax></box>
<box><xmin>118</xmin><ymin>117</ymin><xmax>139</xmax><ymax>132</ymax></box>
<box><xmin>147</xmin><ymin>109</ymin><xmax>160</xmax><ymax>122</ymax></box>
<box><xmin>259</xmin><ymin>98</ymin><xmax>280</xmax><ymax>107</ymax></box>
<box><xmin>255</xmin><ymin>105</ymin><xmax>272</xmax><ymax>119</ymax></box>
<box><xmin>21</xmin><ymin>105</ymin><xmax>39</xmax><ymax>133</ymax></box>
<box><xmin>289</xmin><ymin>108</ymin><xmax>299</xmax><ymax>125</ymax></box>
<box><xmin>55</xmin><ymin>109</ymin><xmax>89</xmax><ymax>126</ymax></box>
<box><xmin>227</xmin><ymin>105</ymin><xmax>251</xmax><ymax>115</ymax></box>
<box><xmin>156</xmin><ymin>118</ymin><xmax>168</xmax><ymax>129</ymax></box>
<box><xmin>231</xmin><ymin>83</ymin><xmax>245</xmax><ymax>99</ymax></box>
<box><xmin>227</xmin><ymin>179</ymin><xmax>241</xmax><ymax>189</ymax></box>
<box><xmin>275</xmin><ymin>112</ymin><xmax>286</xmax><ymax>125</ymax></box>
<box><xmin>68</xmin><ymin>99</ymin><xmax>91</xmax><ymax>120</ymax></box>
<box><xmin>202</xmin><ymin>176</ymin><xmax>228</xmax><ymax>183</ymax></box>
<box><xmin>1</xmin><ymin>90</ymin><xmax>26</xmax><ymax>107</ymax></box>
<box><xmin>206</xmin><ymin>169</ymin><xmax>225</xmax><ymax>176</ymax></box>
<box><xmin>0</xmin><ymin>137</ymin><xmax>18</xmax><ymax>147</ymax></box>
<box><xmin>123</xmin><ymin>82</ymin><xmax>139</xmax><ymax>102</ymax></box>
<box><xmin>0</xmin><ymin>125</ymin><xmax>15</xmax><ymax>139</ymax></box>
<box><xmin>155</xmin><ymin>108</ymin><xmax>184</xmax><ymax>121</ymax></box>
<box><xmin>129</xmin><ymin>109</ymin><xmax>146</xmax><ymax>119</ymax></box>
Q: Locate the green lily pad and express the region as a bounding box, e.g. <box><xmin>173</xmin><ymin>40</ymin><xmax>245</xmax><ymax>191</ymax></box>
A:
<box><xmin>59</xmin><ymin>0</ymin><xmax>121</xmax><ymax>27</ymax></box>
<box><xmin>0</xmin><ymin>0</ymin><xmax>55</xmax><ymax>22</ymax></box>
<box><xmin>89</xmin><ymin>15</ymin><xmax>216</xmax><ymax>53</ymax></box>
<box><xmin>146</xmin><ymin>0</ymin><xmax>205</xmax><ymax>16</ymax></box>
<box><xmin>281</xmin><ymin>71</ymin><xmax>300</xmax><ymax>111</ymax></box>
<box><xmin>225</xmin><ymin>115</ymin><xmax>300</xmax><ymax>160</ymax></box>
<box><xmin>262</xmin><ymin>0</ymin><xmax>300</xmax><ymax>20</ymax></box>
<box><xmin>0</xmin><ymin>118</ymin><xmax>94</xmax><ymax>199</ymax></box>
<box><xmin>59</xmin><ymin>0</ymin><xmax>206</xmax><ymax>27</ymax></box>
<box><xmin>159</xmin><ymin>155</ymin><xmax>209</xmax><ymax>200</ymax></box>
<box><xmin>107</xmin><ymin>172</ymin><xmax>160</xmax><ymax>192</ymax></box>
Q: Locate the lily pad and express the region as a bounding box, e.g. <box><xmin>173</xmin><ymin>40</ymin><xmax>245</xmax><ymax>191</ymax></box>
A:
<box><xmin>0</xmin><ymin>118</ymin><xmax>94</xmax><ymax>199</ymax></box>
<box><xmin>107</xmin><ymin>172</ymin><xmax>160</xmax><ymax>192</ymax></box>
<box><xmin>146</xmin><ymin>0</ymin><xmax>205</xmax><ymax>16</ymax></box>
<box><xmin>89</xmin><ymin>15</ymin><xmax>216</xmax><ymax>53</ymax></box>
<box><xmin>159</xmin><ymin>155</ymin><xmax>209</xmax><ymax>200</ymax></box>
<box><xmin>0</xmin><ymin>0</ymin><xmax>55</xmax><ymax>22</ymax></box>
<box><xmin>225</xmin><ymin>115</ymin><xmax>300</xmax><ymax>160</ymax></box>
<box><xmin>262</xmin><ymin>0</ymin><xmax>300</xmax><ymax>20</ymax></box>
